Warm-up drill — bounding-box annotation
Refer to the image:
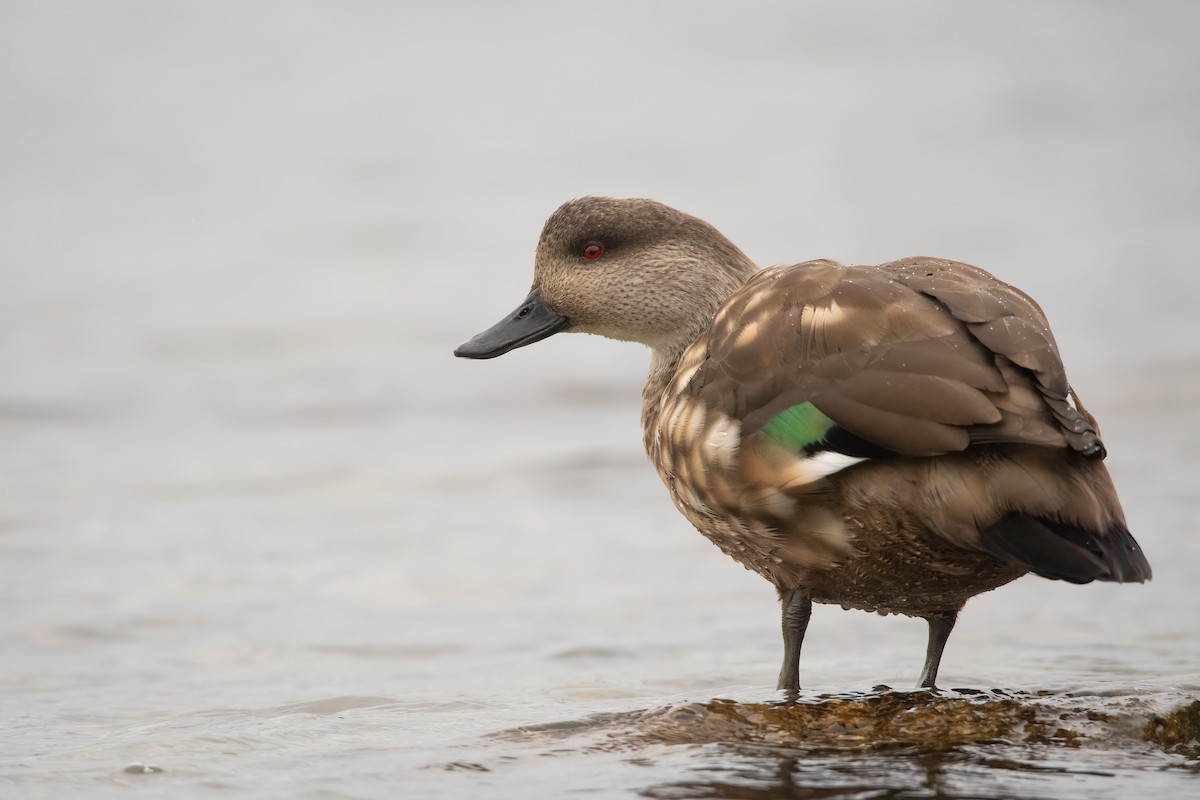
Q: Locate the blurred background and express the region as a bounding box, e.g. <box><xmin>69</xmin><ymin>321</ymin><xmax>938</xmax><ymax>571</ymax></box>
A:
<box><xmin>2</xmin><ymin>2</ymin><xmax>1197</xmax><ymax>797</ymax></box>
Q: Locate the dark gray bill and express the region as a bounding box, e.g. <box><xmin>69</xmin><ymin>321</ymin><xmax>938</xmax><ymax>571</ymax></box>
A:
<box><xmin>453</xmin><ymin>287</ymin><xmax>568</xmax><ymax>359</ymax></box>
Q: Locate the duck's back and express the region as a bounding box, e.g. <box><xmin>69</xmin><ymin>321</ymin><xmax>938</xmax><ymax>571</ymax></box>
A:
<box><xmin>645</xmin><ymin>257</ymin><xmax>1149</xmax><ymax>611</ymax></box>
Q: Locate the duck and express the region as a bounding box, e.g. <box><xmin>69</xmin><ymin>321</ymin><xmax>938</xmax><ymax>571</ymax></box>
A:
<box><xmin>454</xmin><ymin>196</ymin><xmax>1151</xmax><ymax>692</ymax></box>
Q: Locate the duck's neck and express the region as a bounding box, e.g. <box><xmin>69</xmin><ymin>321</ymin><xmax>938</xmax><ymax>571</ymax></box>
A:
<box><xmin>640</xmin><ymin>345</ymin><xmax>684</xmax><ymax>460</ymax></box>
<box><xmin>637</xmin><ymin>242</ymin><xmax>759</xmax><ymax>456</ymax></box>
<box><xmin>638</xmin><ymin>296</ymin><xmax>746</xmax><ymax>459</ymax></box>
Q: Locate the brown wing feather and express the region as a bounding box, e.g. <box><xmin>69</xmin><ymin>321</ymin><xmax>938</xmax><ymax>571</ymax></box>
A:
<box><xmin>688</xmin><ymin>258</ymin><xmax>1102</xmax><ymax>458</ymax></box>
<box><xmin>884</xmin><ymin>257</ymin><xmax>1103</xmax><ymax>455</ymax></box>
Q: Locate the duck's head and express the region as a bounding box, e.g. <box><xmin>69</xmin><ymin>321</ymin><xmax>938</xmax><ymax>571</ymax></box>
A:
<box><xmin>454</xmin><ymin>197</ymin><xmax>757</xmax><ymax>360</ymax></box>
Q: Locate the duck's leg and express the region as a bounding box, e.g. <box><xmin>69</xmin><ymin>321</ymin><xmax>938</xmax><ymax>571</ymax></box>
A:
<box><xmin>777</xmin><ymin>586</ymin><xmax>812</xmax><ymax>693</ymax></box>
<box><xmin>917</xmin><ymin>610</ymin><xmax>959</xmax><ymax>689</ymax></box>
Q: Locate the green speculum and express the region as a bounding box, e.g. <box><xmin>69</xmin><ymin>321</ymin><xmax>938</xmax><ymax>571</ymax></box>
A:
<box><xmin>759</xmin><ymin>401</ymin><xmax>836</xmax><ymax>452</ymax></box>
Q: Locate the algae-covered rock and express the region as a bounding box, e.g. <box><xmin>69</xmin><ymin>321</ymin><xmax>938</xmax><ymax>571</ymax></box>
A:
<box><xmin>504</xmin><ymin>689</ymin><xmax>1198</xmax><ymax>760</ymax></box>
<box><xmin>634</xmin><ymin>690</ymin><xmax>1125</xmax><ymax>751</ymax></box>
<box><xmin>1144</xmin><ymin>700</ymin><xmax>1200</xmax><ymax>758</ymax></box>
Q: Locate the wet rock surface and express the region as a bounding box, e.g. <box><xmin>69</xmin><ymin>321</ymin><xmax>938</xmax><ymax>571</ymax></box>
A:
<box><xmin>506</xmin><ymin>689</ymin><xmax>1199</xmax><ymax>757</ymax></box>
<box><xmin>1144</xmin><ymin>700</ymin><xmax>1200</xmax><ymax>759</ymax></box>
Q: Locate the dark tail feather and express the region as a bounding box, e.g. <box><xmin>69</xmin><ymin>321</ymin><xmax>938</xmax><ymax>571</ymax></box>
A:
<box><xmin>978</xmin><ymin>513</ymin><xmax>1152</xmax><ymax>584</ymax></box>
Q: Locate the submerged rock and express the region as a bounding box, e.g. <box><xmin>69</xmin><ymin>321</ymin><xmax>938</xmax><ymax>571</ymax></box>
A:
<box><xmin>638</xmin><ymin>692</ymin><xmax>1068</xmax><ymax>750</ymax></box>
<box><xmin>1144</xmin><ymin>700</ymin><xmax>1200</xmax><ymax>758</ymax></box>
<box><xmin>507</xmin><ymin>689</ymin><xmax>1199</xmax><ymax>757</ymax></box>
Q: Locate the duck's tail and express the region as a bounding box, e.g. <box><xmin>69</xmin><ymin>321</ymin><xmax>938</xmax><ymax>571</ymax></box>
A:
<box><xmin>977</xmin><ymin>512</ymin><xmax>1151</xmax><ymax>584</ymax></box>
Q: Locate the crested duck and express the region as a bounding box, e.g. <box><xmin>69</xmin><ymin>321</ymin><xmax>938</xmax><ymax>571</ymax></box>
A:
<box><xmin>455</xmin><ymin>197</ymin><xmax>1151</xmax><ymax>691</ymax></box>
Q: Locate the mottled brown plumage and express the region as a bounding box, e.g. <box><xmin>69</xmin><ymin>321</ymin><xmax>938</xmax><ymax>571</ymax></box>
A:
<box><xmin>455</xmin><ymin>196</ymin><xmax>1151</xmax><ymax>691</ymax></box>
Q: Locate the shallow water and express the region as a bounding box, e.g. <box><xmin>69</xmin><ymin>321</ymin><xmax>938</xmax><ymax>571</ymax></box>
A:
<box><xmin>2</xmin><ymin>2</ymin><xmax>1199</xmax><ymax>797</ymax></box>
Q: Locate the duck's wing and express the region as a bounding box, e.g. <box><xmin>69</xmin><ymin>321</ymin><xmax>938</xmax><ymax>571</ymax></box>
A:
<box><xmin>688</xmin><ymin>257</ymin><xmax>1103</xmax><ymax>461</ymax></box>
<box><xmin>683</xmin><ymin>258</ymin><xmax>1149</xmax><ymax>584</ymax></box>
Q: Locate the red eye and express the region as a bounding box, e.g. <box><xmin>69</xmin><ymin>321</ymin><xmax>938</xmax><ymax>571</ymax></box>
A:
<box><xmin>583</xmin><ymin>244</ymin><xmax>603</xmax><ymax>260</ymax></box>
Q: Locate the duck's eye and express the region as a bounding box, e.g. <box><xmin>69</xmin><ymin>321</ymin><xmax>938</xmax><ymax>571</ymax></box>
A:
<box><xmin>582</xmin><ymin>244</ymin><xmax>603</xmax><ymax>260</ymax></box>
